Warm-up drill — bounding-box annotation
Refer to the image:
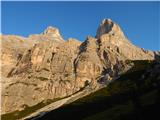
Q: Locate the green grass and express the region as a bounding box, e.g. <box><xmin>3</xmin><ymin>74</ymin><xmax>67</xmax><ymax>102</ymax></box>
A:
<box><xmin>125</xmin><ymin>60</ymin><xmax>152</xmax><ymax>73</ymax></box>
<box><xmin>83</xmin><ymin>90</ymin><xmax>159</xmax><ymax>120</ymax></box>
<box><xmin>83</xmin><ymin>101</ymin><xmax>134</xmax><ymax>120</ymax></box>
<box><xmin>140</xmin><ymin>90</ymin><xmax>158</xmax><ymax>106</ymax></box>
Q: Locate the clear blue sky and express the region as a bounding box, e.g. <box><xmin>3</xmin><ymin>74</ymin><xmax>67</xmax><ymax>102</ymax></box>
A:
<box><xmin>2</xmin><ymin>1</ymin><xmax>160</xmax><ymax>51</ymax></box>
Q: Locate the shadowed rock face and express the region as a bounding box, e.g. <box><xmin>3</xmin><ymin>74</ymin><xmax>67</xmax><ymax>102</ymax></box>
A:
<box><xmin>1</xmin><ymin>19</ymin><xmax>155</xmax><ymax>115</ymax></box>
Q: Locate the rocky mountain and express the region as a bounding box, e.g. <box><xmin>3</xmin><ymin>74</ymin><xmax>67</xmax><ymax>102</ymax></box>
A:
<box><xmin>1</xmin><ymin>19</ymin><xmax>157</xmax><ymax>120</ymax></box>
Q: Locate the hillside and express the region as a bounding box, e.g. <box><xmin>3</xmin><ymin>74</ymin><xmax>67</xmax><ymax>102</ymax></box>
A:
<box><xmin>30</xmin><ymin>60</ymin><xmax>160</xmax><ymax>120</ymax></box>
<box><xmin>1</xmin><ymin>18</ymin><xmax>159</xmax><ymax>120</ymax></box>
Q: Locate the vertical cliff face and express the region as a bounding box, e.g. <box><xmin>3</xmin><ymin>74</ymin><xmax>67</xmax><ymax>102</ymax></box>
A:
<box><xmin>1</xmin><ymin>19</ymin><xmax>156</xmax><ymax>115</ymax></box>
<box><xmin>1</xmin><ymin>35</ymin><xmax>32</xmax><ymax>77</ymax></box>
<box><xmin>74</xmin><ymin>36</ymin><xmax>103</xmax><ymax>88</ymax></box>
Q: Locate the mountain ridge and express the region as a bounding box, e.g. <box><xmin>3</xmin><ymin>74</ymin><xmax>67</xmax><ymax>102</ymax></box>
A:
<box><xmin>1</xmin><ymin>18</ymin><xmax>158</xmax><ymax>120</ymax></box>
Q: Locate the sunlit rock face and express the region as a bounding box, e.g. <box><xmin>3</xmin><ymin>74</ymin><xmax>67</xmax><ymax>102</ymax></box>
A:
<box><xmin>96</xmin><ymin>18</ymin><xmax>124</xmax><ymax>39</ymax></box>
<box><xmin>74</xmin><ymin>36</ymin><xmax>103</xmax><ymax>88</ymax></box>
<box><xmin>28</xmin><ymin>26</ymin><xmax>64</xmax><ymax>42</ymax></box>
<box><xmin>1</xmin><ymin>35</ymin><xmax>36</xmax><ymax>77</ymax></box>
<box><xmin>96</xmin><ymin>18</ymin><xmax>154</xmax><ymax>60</ymax></box>
<box><xmin>1</xmin><ymin>19</ymin><xmax>156</xmax><ymax>114</ymax></box>
<box><xmin>42</xmin><ymin>26</ymin><xmax>64</xmax><ymax>41</ymax></box>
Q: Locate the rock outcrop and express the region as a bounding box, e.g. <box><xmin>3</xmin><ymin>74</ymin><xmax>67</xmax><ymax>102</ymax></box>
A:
<box><xmin>96</xmin><ymin>19</ymin><xmax>154</xmax><ymax>60</ymax></box>
<box><xmin>28</xmin><ymin>26</ymin><xmax>64</xmax><ymax>42</ymax></box>
<box><xmin>1</xmin><ymin>19</ymin><xmax>156</xmax><ymax>116</ymax></box>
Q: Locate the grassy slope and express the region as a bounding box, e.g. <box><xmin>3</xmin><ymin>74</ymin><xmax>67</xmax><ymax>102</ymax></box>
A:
<box><xmin>35</xmin><ymin>60</ymin><xmax>160</xmax><ymax>120</ymax></box>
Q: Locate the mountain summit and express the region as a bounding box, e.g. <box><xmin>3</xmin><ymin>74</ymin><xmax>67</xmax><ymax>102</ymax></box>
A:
<box><xmin>1</xmin><ymin>19</ymin><xmax>158</xmax><ymax>119</ymax></box>
<box><xmin>43</xmin><ymin>26</ymin><xmax>59</xmax><ymax>35</ymax></box>
<box><xmin>43</xmin><ymin>26</ymin><xmax>64</xmax><ymax>41</ymax></box>
<box><xmin>96</xmin><ymin>19</ymin><xmax>154</xmax><ymax>60</ymax></box>
<box><xmin>28</xmin><ymin>26</ymin><xmax>64</xmax><ymax>42</ymax></box>
<box><xmin>96</xmin><ymin>18</ymin><xmax>124</xmax><ymax>38</ymax></box>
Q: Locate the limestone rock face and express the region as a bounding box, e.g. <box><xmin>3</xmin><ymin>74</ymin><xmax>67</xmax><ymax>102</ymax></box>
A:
<box><xmin>1</xmin><ymin>34</ymin><xmax>82</xmax><ymax>114</ymax></box>
<box><xmin>96</xmin><ymin>18</ymin><xmax>155</xmax><ymax>60</ymax></box>
<box><xmin>43</xmin><ymin>26</ymin><xmax>62</xmax><ymax>38</ymax></box>
<box><xmin>28</xmin><ymin>26</ymin><xmax>64</xmax><ymax>42</ymax></box>
<box><xmin>74</xmin><ymin>36</ymin><xmax>103</xmax><ymax>88</ymax></box>
<box><xmin>1</xmin><ymin>35</ymin><xmax>36</xmax><ymax>77</ymax></box>
<box><xmin>1</xmin><ymin>19</ymin><xmax>157</xmax><ymax>115</ymax></box>
<box><xmin>96</xmin><ymin>18</ymin><xmax>124</xmax><ymax>39</ymax></box>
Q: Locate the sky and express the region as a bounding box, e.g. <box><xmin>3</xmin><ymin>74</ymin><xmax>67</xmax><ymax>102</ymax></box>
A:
<box><xmin>1</xmin><ymin>1</ymin><xmax>160</xmax><ymax>51</ymax></box>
